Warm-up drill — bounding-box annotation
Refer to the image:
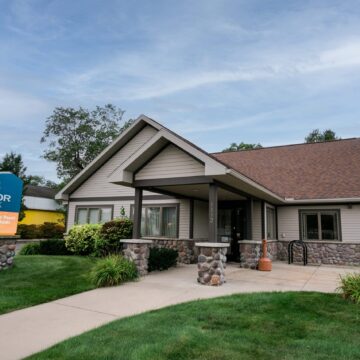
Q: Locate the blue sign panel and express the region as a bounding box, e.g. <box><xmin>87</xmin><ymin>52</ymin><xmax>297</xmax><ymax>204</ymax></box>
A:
<box><xmin>0</xmin><ymin>172</ymin><xmax>23</xmax><ymax>213</ymax></box>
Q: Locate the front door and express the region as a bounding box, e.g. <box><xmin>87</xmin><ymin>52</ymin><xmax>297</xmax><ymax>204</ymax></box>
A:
<box><xmin>218</xmin><ymin>204</ymin><xmax>245</xmax><ymax>262</ymax></box>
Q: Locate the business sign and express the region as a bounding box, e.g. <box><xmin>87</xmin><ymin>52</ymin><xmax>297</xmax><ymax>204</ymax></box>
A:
<box><xmin>0</xmin><ymin>172</ymin><xmax>23</xmax><ymax>236</ymax></box>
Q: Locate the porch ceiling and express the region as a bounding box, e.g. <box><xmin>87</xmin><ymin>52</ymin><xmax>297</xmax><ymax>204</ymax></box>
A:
<box><xmin>146</xmin><ymin>183</ymin><xmax>246</xmax><ymax>201</ymax></box>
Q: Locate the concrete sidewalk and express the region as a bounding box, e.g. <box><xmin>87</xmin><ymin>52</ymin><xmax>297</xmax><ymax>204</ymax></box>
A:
<box><xmin>0</xmin><ymin>262</ymin><xmax>358</xmax><ymax>360</ymax></box>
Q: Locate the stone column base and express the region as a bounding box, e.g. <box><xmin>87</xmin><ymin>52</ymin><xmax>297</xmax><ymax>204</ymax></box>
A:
<box><xmin>195</xmin><ymin>242</ymin><xmax>230</xmax><ymax>286</ymax></box>
<box><xmin>120</xmin><ymin>239</ymin><xmax>153</xmax><ymax>276</ymax></box>
<box><xmin>0</xmin><ymin>236</ymin><xmax>18</xmax><ymax>270</ymax></box>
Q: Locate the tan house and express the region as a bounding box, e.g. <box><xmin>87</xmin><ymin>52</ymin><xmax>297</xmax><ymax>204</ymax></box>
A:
<box><xmin>56</xmin><ymin>115</ymin><xmax>360</xmax><ymax>267</ymax></box>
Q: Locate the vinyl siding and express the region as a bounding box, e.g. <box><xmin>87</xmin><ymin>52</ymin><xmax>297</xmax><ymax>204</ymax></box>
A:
<box><xmin>179</xmin><ymin>199</ymin><xmax>190</xmax><ymax>238</ymax></box>
<box><xmin>71</xmin><ymin>125</ymin><xmax>158</xmax><ymax>198</ymax></box>
<box><xmin>135</xmin><ymin>144</ymin><xmax>205</xmax><ymax>180</ymax></box>
<box><xmin>252</xmin><ymin>200</ymin><xmax>262</xmax><ymax>241</ymax></box>
<box><xmin>278</xmin><ymin>205</ymin><xmax>360</xmax><ymax>243</ymax></box>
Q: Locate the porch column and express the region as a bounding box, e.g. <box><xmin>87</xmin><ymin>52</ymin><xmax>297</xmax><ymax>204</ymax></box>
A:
<box><xmin>245</xmin><ymin>197</ymin><xmax>253</xmax><ymax>240</ymax></box>
<box><xmin>133</xmin><ymin>188</ymin><xmax>143</xmax><ymax>239</ymax></box>
<box><xmin>189</xmin><ymin>199</ymin><xmax>194</xmax><ymax>239</ymax></box>
<box><xmin>208</xmin><ymin>183</ymin><xmax>218</xmax><ymax>242</ymax></box>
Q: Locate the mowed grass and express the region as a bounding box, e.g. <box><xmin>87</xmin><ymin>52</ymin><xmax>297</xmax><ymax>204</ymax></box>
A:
<box><xmin>29</xmin><ymin>292</ymin><xmax>360</xmax><ymax>360</ymax></box>
<box><xmin>0</xmin><ymin>255</ymin><xmax>97</xmax><ymax>315</ymax></box>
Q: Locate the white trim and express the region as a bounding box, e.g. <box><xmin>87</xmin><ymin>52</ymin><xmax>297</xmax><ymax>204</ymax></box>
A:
<box><xmin>108</xmin><ymin>129</ymin><xmax>228</xmax><ymax>184</ymax></box>
<box><xmin>55</xmin><ymin>115</ymin><xmax>162</xmax><ymax>200</ymax></box>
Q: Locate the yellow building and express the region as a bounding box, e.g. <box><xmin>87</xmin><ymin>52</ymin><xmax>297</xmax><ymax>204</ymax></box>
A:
<box><xmin>19</xmin><ymin>185</ymin><xmax>64</xmax><ymax>225</ymax></box>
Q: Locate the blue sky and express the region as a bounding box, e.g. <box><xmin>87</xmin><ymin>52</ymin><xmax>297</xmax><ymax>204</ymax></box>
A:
<box><xmin>1</xmin><ymin>0</ymin><xmax>360</xmax><ymax>181</ymax></box>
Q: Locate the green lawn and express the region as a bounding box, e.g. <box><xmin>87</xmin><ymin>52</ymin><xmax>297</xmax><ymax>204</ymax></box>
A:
<box><xmin>28</xmin><ymin>292</ymin><xmax>360</xmax><ymax>360</ymax></box>
<box><xmin>0</xmin><ymin>255</ymin><xmax>97</xmax><ymax>315</ymax></box>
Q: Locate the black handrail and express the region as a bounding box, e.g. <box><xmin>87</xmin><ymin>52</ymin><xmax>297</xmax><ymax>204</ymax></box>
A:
<box><xmin>288</xmin><ymin>240</ymin><xmax>308</xmax><ymax>266</ymax></box>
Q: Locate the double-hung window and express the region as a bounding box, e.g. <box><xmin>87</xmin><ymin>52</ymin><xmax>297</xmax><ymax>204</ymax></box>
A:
<box><xmin>300</xmin><ymin>210</ymin><xmax>340</xmax><ymax>241</ymax></box>
<box><xmin>76</xmin><ymin>206</ymin><xmax>113</xmax><ymax>224</ymax></box>
<box><xmin>132</xmin><ymin>204</ymin><xmax>178</xmax><ymax>238</ymax></box>
<box><xmin>266</xmin><ymin>206</ymin><xmax>277</xmax><ymax>240</ymax></box>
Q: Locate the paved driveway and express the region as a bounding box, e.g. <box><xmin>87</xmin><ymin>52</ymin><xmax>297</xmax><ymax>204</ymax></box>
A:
<box><xmin>0</xmin><ymin>262</ymin><xmax>358</xmax><ymax>360</ymax></box>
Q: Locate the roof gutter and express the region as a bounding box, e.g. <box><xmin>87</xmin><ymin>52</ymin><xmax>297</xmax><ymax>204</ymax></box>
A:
<box><xmin>283</xmin><ymin>198</ymin><xmax>360</xmax><ymax>204</ymax></box>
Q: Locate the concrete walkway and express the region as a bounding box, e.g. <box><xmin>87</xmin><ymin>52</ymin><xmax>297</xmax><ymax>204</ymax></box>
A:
<box><xmin>0</xmin><ymin>262</ymin><xmax>358</xmax><ymax>360</ymax></box>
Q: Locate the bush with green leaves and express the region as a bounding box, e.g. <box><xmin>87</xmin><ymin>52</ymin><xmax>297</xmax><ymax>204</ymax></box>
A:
<box><xmin>17</xmin><ymin>222</ymin><xmax>65</xmax><ymax>239</ymax></box>
<box><xmin>90</xmin><ymin>255</ymin><xmax>138</xmax><ymax>287</ymax></box>
<box><xmin>65</xmin><ymin>224</ymin><xmax>101</xmax><ymax>255</ymax></box>
<box><xmin>19</xmin><ymin>242</ymin><xmax>41</xmax><ymax>255</ymax></box>
<box><xmin>39</xmin><ymin>239</ymin><xmax>71</xmax><ymax>255</ymax></box>
<box><xmin>148</xmin><ymin>247</ymin><xmax>178</xmax><ymax>272</ymax></box>
<box><xmin>95</xmin><ymin>218</ymin><xmax>133</xmax><ymax>256</ymax></box>
<box><xmin>338</xmin><ymin>273</ymin><xmax>360</xmax><ymax>304</ymax></box>
<box><xmin>19</xmin><ymin>239</ymin><xmax>72</xmax><ymax>256</ymax></box>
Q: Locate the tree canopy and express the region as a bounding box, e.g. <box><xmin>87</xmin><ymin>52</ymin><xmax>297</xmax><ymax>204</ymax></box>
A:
<box><xmin>305</xmin><ymin>129</ymin><xmax>340</xmax><ymax>143</ymax></box>
<box><xmin>222</xmin><ymin>142</ymin><xmax>263</xmax><ymax>152</ymax></box>
<box><xmin>41</xmin><ymin>104</ymin><xmax>133</xmax><ymax>181</ymax></box>
<box><xmin>0</xmin><ymin>152</ymin><xmax>61</xmax><ymax>220</ymax></box>
<box><xmin>0</xmin><ymin>152</ymin><xmax>27</xmax><ymax>179</ymax></box>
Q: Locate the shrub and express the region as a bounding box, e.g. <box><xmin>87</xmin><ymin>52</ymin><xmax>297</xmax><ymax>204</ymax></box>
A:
<box><xmin>148</xmin><ymin>247</ymin><xmax>178</xmax><ymax>272</ymax></box>
<box><xmin>90</xmin><ymin>255</ymin><xmax>138</xmax><ymax>287</ymax></box>
<box><xmin>39</xmin><ymin>239</ymin><xmax>72</xmax><ymax>255</ymax></box>
<box><xmin>19</xmin><ymin>240</ymin><xmax>72</xmax><ymax>256</ymax></box>
<box><xmin>17</xmin><ymin>224</ymin><xmax>41</xmax><ymax>239</ymax></box>
<box><xmin>65</xmin><ymin>224</ymin><xmax>101</xmax><ymax>255</ymax></box>
<box><xmin>39</xmin><ymin>222</ymin><xmax>65</xmax><ymax>239</ymax></box>
<box><xmin>19</xmin><ymin>242</ymin><xmax>41</xmax><ymax>255</ymax></box>
<box><xmin>17</xmin><ymin>223</ymin><xmax>65</xmax><ymax>239</ymax></box>
<box><xmin>338</xmin><ymin>273</ymin><xmax>360</xmax><ymax>304</ymax></box>
<box><xmin>96</xmin><ymin>219</ymin><xmax>133</xmax><ymax>256</ymax></box>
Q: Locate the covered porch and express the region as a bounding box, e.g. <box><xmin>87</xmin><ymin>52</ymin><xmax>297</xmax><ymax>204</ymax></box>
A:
<box><xmin>132</xmin><ymin>179</ymin><xmax>258</xmax><ymax>262</ymax></box>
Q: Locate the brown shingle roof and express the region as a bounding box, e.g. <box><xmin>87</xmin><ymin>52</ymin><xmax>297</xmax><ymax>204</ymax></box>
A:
<box><xmin>25</xmin><ymin>185</ymin><xmax>57</xmax><ymax>199</ymax></box>
<box><xmin>212</xmin><ymin>138</ymin><xmax>360</xmax><ymax>200</ymax></box>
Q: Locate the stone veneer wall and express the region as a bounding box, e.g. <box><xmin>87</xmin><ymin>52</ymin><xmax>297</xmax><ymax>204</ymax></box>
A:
<box><xmin>239</xmin><ymin>240</ymin><xmax>278</xmax><ymax>269</ymax></box>
<box><xmin>144</xmin><ymin>238</ymin><xmax>208</xmax><ymax>264</ymax></box>
<box><xmin>0</xmin><ymin>237</ymin><xmax>17</xmax><ymax>270</ymax></box>
<box><xmin>197</xmin><ymin>245</ymin><xmax>228</xmax><ymax>285</ymax></box>
<box><xmin>277</xmin><ymin>240</ymin><xmax>360</xmax><ymax>266</ymax></box>
<box><xmin>121</xmin><ymin>240</ymin><xmax>151</xmax><ymax>276</ymax></box>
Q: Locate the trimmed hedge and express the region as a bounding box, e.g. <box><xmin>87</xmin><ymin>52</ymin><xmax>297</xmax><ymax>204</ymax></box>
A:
<box><xmin>96</xmin><ymin>219</ymin><xmax>133</xmax><ymax>256</ymax></box>
<box><xmin>65</xmin><ymin>224</ymin><xmax>101</xmax><ymax>255</ymax></box>
<box><xmin>19</xmin><ymin>239</ymin><xmax>71</xmax><ymax>256</ymax></box>
<box><xmin>148</xmin><ymin>247</ymin><xmax>178</xmax><ymax>272</ymax></box>
<box><xmin>17</xmin><ymin>222</ymin><xmax>65</xmax><ymax>239</ymax></box>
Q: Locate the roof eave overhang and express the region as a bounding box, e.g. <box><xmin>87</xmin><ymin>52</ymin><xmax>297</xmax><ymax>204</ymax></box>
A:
<box><xmin>55</xmin><ymin>115</ymin><xmax>162</xmax><ymax>200</ymax></box>
<box><xmin>108</xmin><ymin>129</ymin><xmax>228</xmax><ymax>185</ymax></box>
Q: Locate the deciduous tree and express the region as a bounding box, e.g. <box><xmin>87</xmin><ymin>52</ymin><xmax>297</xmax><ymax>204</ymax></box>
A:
<box><xmin>41</xmin><ymin>104</ymin><xmax>133</xmax><ymax>181</ymax></box>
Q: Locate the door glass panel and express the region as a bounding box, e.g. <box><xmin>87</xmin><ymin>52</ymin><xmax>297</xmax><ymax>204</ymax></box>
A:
<box><xmin>321</xmin><ymin>214</ymin><xmax>337</xmax><ymax>240</ymax></box>
<box><xmin>303</xmin><ymin>213</ymin><xmax>319</xmax><ymax>239</ymax></box>
<box><xmin>89</xmin><ymin>208</ymin><xmax>100</xmax><ymax>224</ymax></box>
<box><xmin>218</xmin><ymin>209</ymin><xmax>232</xmax><ymax>242</ymax></box>
<box><xmin>162</xmin><ymin>207</ymin><xmax>177</xmax><ymax>238</ymax></box>
<box><xmin>77</xmin><ymin>209</ymin><xmax>88</xmax><ymax>224</ymax></box>
<box><xmin>147</xmin><ymin>207</ymin><xmax>160</xmax><ymax>236</ymax></box>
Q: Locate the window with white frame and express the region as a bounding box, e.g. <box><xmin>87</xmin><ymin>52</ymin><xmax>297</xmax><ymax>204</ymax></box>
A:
<box><xmin>76</xmin><ymin>206</ymin><xmax>113</xmax><ymax>224</ymax></box>
<box><xmin>131</xmin><ymin>204</ymin><xmax>178</xmax><ymax>238</ymax></box>
<box><xmin>266</xmin><ymin>206</ymin><xmax>277</xmax><ymax>239</ymax></box>
<box><xmin>300</xmin><ymin>210</ymin><xmax>340</xmax><ymax>241</ymax></box>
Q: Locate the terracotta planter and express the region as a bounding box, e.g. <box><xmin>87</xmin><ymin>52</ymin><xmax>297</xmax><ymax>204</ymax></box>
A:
<box><xmin>258</xmin><ymin>239</ymin><xmax>272</xmax><ymax>271</ymax></box>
